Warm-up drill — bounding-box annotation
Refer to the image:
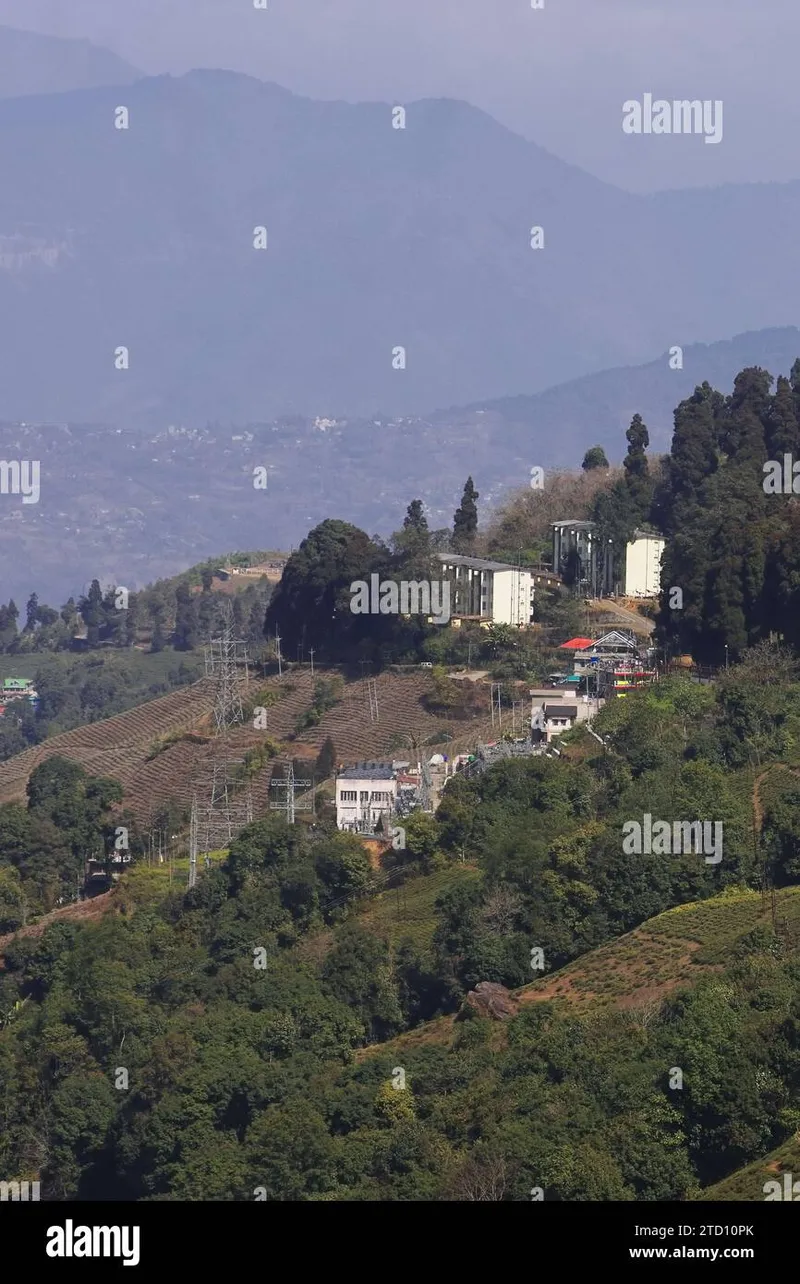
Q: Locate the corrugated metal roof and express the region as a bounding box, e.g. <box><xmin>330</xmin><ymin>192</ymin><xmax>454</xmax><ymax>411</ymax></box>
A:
<box><xmin>338</xmin><ymin>761</ymin><xmax>395</xmax><ymax>780</ymax></box>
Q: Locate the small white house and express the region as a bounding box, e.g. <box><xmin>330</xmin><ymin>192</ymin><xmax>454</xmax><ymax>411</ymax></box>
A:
<box><xmin>531</xmin><ymin>701</ymin><xmax>592</xmax><ymax>743</ymax></box>
<box><xmin>335</xmin><ymin>762</ymin><xmax>398</xmax><ymax>832</ymax></box>
<box><xmin>542</xmin><ymin>703</ymin><xmax>578</xmax><ymax>742</ymax></box>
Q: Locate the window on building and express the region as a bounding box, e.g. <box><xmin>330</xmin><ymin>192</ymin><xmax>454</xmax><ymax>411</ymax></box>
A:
<box><xmin>340</xmin><ymin>790</ymin><xmax>357</xmax><ymax>802</ymax></box>
<box><xmin>359</xmin><ymin>791</ymin><xmax>369</xmax><ymax>803</ymax></box>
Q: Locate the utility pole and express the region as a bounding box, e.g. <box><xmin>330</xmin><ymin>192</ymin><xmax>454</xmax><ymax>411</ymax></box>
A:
<box><xmin>367</xmin><ymin>678</ymin><xmax>379</xmax><ymax>723</ymax></box>
<box><xmin>275</xmin><ymin>630</ymin><xmax>282</xmax><ymax>677</ymax></box>
<box><xmin>188</xmin><ymin>792</ymin><xmax>198</xmax><ymax>890</ymax></box>
<box><xmin>309</xmin><ymin>649</ymin><xmax>315</xmax><ymax>678</ymax></box>
<box><xmin>490</xmin><ymin>682</ymin><xmax>502</xmax><ymax>731</ymax></box>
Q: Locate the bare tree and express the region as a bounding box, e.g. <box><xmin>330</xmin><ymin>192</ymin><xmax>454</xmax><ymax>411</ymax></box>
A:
<box><xmin>449</xmin><ymin>1156</ymin><xmax>509</xmax><ymax>1202</ymax></box>
<box><xmin>625</xmin><ymin>997</ymin><xmax>663</xmax><ymax>1031</ymax></box>
<box><xmin>480</xmin><ymin>884</ymin><xmax>523</xmax><ymax>936</ymax></box>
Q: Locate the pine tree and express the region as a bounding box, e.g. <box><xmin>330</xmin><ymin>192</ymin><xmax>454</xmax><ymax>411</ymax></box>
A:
<box><xmin>24</xmin><ymin>593</ymin><xmax>38</xmax><ymax>633</ymax></box>
<box><xmin>79</xmin><ymin>580</ymin><xmax>104</xmax><ymax>648</ymax></box>
<box><xmin>623</xmin><ymin>414</ymin><xmax>653</xmax><ymax>520</ymax></box>
<box><xmin>247</xmin><ymin>599</ymin><xmax>265</xmax><ymax>646</ymax></box>
<box><xmin>453</xmin><ymin>478</ymin><xmax>479</xmax><ymax>552</ymax></box>
<box><xmin>403</xmin><ymin>500</ymin><xmax>428</xmax><ymax>533</ymax></box>
<box><xmin>666</xmin><ymin>383</ymin><xmax>721</xmax><ymax>515</ymax></box>
<box><xmin>125</xmin><ymin>595</ymin><xmax>139</xmax><ymax>647</ymax></box>
<box><xmin>765</xmin><ymin>374</ymin><xmax>800</xmax><ymax>460</ymax></box>
<box><xmin>719</xmin><ymin>367</ymin><xmax>771</xmax><ymax>466</ymax></box>
<box><xmin>315</xmin><ymin>737</ymin><xmax>337</xmax><ymax>780</ymax></box>
<box><xmin>0</xmin><ymin>600</ymin><xmax>19</xmax><ymax>652</ymax></box>
<box><xmin>173</xmin><ymin>584</ymin><xmax>198</xmax><ymax>651</ymax></box>
<box><xmin>150</xmin><ymin>619</ymin><xmax>165</xmax><ymax>654</ymax></box>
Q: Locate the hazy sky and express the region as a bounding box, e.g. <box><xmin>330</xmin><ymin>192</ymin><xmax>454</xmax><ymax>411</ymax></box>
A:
<box><xmin>0</xmin><ymin>0</ymin><xmax>795</xmax><ymax>192</ymax></box>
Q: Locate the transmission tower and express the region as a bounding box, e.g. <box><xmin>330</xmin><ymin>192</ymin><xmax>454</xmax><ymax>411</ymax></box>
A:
<box><xmin>189</xmin><ymin>606</ymin><xmax>253</xmax><ymax>888</ymax></box>
<box><xmin>269</xmin><ymin>761</ymin><xmax>314</xmax><ymax>824</ymax></box>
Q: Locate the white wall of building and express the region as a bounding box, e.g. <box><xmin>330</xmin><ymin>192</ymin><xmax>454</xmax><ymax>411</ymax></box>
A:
<box><xmin>624</xmin><ymin>535</ymin><xmax>665</xmax><ymax>597</ymax></box>
<box><xmin>491</xmin><ymin>568</ymin><xmax>534</xmax><ymax>626</ymax></box>
<box><xmin>335</xmin><ymin>775</ymin><xmax>397</xmax><ymax>830</ymax></box>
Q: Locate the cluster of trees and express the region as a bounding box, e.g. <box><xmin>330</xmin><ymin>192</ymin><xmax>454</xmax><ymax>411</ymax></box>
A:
<box><xmin>265</xmin><ymin>514</ymin><xmax>442</xmax><ymax>665</ymax></box>
<box><xmin>0</xmin><ymin>757</ymin><xmax>130</xmax><ymax>925</ymax></box>
<box><xmin>0</xmin><ymin>561</ymin><xmax>273</xmax><ymax>657</ymax></box>
<box><xmin>2</xmin><ymin>647</ymin><xmax>799</xmax><ymax>1198</ymax></box>
<box><xmin>656</xmin><ymin>363</ymin><xmax>800</xmax><ymax>663</ymax></box>
<box><xmin>0</xmin><ymin>653</ymin><xmax>203</xmax><ymax>764</ymax></box>
<box><xmin>296</xmin><ymin>678</ymin><xmax>344</xmax><ymax>732</ymax></box>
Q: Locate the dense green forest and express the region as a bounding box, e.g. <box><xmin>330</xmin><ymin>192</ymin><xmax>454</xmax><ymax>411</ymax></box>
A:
<box><xmin>653</xmin><ymin>364</ymin><xmax>800</xmax><ymax>662</ymax></box>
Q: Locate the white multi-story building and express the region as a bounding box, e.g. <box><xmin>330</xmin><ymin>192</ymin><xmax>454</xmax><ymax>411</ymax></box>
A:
<box><xmin>437</xmin><ymin>554</ymin><xmax>534</xmax><ymax>626</ymax></box>
<box><xmin>552</xmin><ymin>521</ymin><xmax>665</xmax><ymax>598</ymax></box>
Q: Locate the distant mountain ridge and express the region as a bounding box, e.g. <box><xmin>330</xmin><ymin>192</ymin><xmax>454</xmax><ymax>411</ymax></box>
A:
<box><xmin>0</xmin><ymin>24</ymin><xmax>141</xmax><ymax>99</ymax></box>
<box><xmin>436</xmin><ymin>326</ymin><xmax>800</xmax><ymax>460</ymax></box>
<box><xmin>0</xmin><ymin>70</ymin><xmax>799</xmax><ymax>423</ymax></box>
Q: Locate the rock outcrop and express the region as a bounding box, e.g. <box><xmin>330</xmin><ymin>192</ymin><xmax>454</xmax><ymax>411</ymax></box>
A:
<box><xmin>461</xmin><ymin>981</ymin><xmax>520</xmax><ymax>1021</ymax></box>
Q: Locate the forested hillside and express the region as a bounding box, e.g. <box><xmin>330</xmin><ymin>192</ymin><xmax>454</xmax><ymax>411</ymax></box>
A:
<box><xmin>4</xmin><ymin>364</ymin><xmax>800</xmax><ymax>1202</ymax></box>
<box><xmin>2</xmin><ymin>652</ymin><xmax>799</xmax><ymax>1199</ymax></box>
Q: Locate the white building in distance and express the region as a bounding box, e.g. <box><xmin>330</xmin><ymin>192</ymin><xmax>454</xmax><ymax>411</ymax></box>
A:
<box><xmin>552</xmin><ymin>522</ymin><xmax>665</xmax><ymax>598</ymax></box>
<box><xmin>624</xmin><ymin>531</ymin><xmax>664</xmax><ymax>598</ymax></box>
<box><xmin>437</xmin><ymin>554</ymin><xmax>534</xmax><ymax>626</ymax></box>
<box><xmin>335</xmin><ymin>762</ymin><xmax>398</xmax><ymax>832</ymax></box>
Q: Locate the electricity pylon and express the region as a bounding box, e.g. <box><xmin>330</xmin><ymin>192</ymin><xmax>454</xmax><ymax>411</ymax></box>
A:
<box><xmin>269</xmin><ymin>761</ymin><xmax>314</xmax><ymax>824</ymax></box>
<box><xmin>189</xmin><ymin>605</ymin><xmax>253</xmax><ymax>888</ymax></box>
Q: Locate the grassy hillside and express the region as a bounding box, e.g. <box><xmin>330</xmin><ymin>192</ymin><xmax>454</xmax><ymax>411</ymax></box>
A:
<box><xmin>699</xmin><ymin>1135</ymin><xmax>800</xmax><ymax>1201</ymax></box>
<box><xmin>356</xmin><ymin>864</ymin><xmax>480</xmax><ymax>952</ymax></box>
<box><xmin>364</xmin><ymin>885</ymin><xmax>800</xmax><ymax>1063</ymax></box>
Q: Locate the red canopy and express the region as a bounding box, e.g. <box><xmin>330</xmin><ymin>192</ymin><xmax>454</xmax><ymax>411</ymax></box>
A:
<box><xmin>558</xmin><ymin>636</ymin><xmax>594</xmax><ymax>650</ymax></box>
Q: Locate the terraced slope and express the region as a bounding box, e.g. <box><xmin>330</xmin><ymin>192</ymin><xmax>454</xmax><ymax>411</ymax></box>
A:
<box><xmin>0</xmin><ymin>679</ymin><xmax>216</xmax><ymax>809</ymax></box>
<box><xmin>517</xmin><ymin>886</ymin><xmax>800</xmax><ymax>1011</ymax></box>
<box><xmin>290</xmin><ymin>670</ymin><xmax>495</xmax><ymax>761</ymax></box>
<box><xmin>0</xmin><ymin>668</ymin><xmax>499</xmax><ymax>824</ymax></box>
